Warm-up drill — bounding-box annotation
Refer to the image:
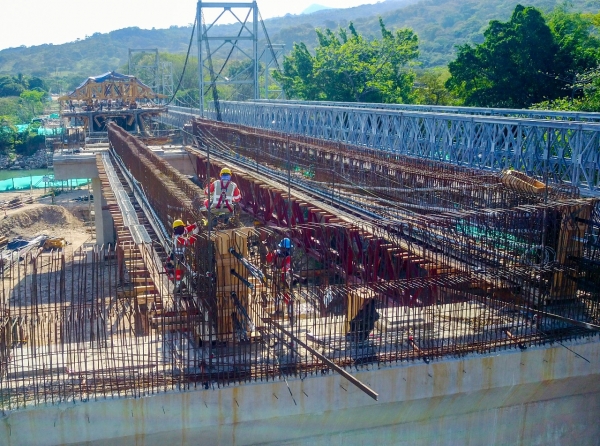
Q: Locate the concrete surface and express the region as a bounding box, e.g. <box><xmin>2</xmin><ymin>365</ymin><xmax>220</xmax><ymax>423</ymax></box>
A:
<box><xmin>1</xmin><ymin>337</ymin><xmax>599</xmax><ymax>446</ymax></box>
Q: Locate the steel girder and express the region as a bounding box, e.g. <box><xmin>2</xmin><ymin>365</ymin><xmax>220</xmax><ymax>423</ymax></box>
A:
<box><xmin>164</xmin><ymin>103</ymin><xmax>600</xmax><ymax>192</ymax></box>
<box><xmin>189</xmin><ymin>141</ymin><xmax>439</xmax><ymax>305</ymax></box>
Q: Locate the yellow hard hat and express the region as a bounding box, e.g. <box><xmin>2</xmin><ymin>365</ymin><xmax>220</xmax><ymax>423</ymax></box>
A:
<box><xmin>173</xmin><ymin>219</ymin><xmax>184</xmax><ymax>229</ymax></box>
<box><xmin>220</xmin><ymin>167</ymin><xmax>232</xmax><ymax>176</ymax></box>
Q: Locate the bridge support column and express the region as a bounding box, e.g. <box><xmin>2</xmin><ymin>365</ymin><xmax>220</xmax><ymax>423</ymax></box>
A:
<box><xmin>92</xmin><ymin>177</ymin><xmax>115</xmax><ymax>246</ymax></box>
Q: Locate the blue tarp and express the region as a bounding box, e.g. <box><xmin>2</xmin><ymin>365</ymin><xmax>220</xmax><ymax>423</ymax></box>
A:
<box><xmin>72</xmin><ymin>71</ymin><xmax>152</xmax><ymax>92</ymax></box>
<box><xmin>7</xmin><ymin>239</ymin><xmax>29</xmax><ymax>250</ymax></box>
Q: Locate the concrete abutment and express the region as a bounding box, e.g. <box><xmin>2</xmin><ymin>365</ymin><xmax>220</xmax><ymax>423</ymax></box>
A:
<box><xmin>2</xmin><ymin>338</ymin><xmax>599</xmax><ymax>445</ymax></box>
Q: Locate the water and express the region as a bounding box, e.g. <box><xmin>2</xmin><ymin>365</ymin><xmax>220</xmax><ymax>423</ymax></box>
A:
<box><xmin>0</xmin><ymin>169</ymin><xmax>90</xmax><ymax>192</ymax></box>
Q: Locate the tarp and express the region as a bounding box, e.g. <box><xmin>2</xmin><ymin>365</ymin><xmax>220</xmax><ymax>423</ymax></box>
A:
<box><xmin>37</xmin><ymin>127</ymin><xmax>63</xmax><ymax>136</ymax></box>
<box><xmin>72</xmin><ymin>71</ymin><xmax>150</xmax><ymax>91</ymax></box>
<box><xmin>0</xmin><ymin>175</ymin><xmax>90</xmax><ymax>192</ymax></box>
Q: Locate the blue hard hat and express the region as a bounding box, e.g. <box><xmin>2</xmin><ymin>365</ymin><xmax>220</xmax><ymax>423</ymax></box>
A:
<box><xmin>278</xmin><ymin>238</ymin><xmax>292</xmax><ymax>249</ymax></box>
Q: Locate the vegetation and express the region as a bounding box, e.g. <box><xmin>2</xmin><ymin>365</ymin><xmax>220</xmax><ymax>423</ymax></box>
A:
<box><xmin>414</xmin><ymin>68</ymin><xmax>459</xmax><ymax>105</ymax></box>
<box><xmin>0</xmin><ymin>75</ymin><xmax>49</xmax><ymax>155</ymax></box>
<box><xmin>446</xmin><ymin>3</ymin><xmax>600</xmax><ymax>109</ymax></box>
<box><xmin>0</xmin><ymin>117</ymin><xmax>45</xmax><ymax>156</ymax></box>
<box><xmin>0</xmin><ymin>74</ymin><xmax>47</xmax><ymax>98</ymax></box>
<box><xmin>0</xmin><ymin>0</ymin><xmax>599</xmax><ymax>114</ymax></box>
<box><xmin>274</xmin><ymin>19</ymin><xmax>418</xmax><ymax>102</ymax></box>
<box><xmin>1</xmin><ymin>0</ymin><xmax>598</xmax><ymax>82</ymax></box>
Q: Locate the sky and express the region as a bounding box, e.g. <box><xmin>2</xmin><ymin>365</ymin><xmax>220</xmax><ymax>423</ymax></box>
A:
<box><xmin>0</xmin><ymin>0</ymin><xmax>379</xmax><ymax>51</ymax></box>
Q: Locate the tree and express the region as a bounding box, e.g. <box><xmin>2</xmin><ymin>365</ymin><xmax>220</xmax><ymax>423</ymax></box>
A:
<box><xmin>20</xmin><ymin>89</ymin><xmax>46</xmax><ymax>116</ymax></box>
<box><xmin>0</xmin><ymin>116</ymin><xmax>16</xmax><ymax>154</ymax></box>
<box><xmin>26</xmin><ymin>76</ymin><xmax>47</xmax><ymax>91</ymax></box>
<box><xmin>546</xmin><ymin>3</ymin><xmax>600</xmax><ymax>100</ymax></box>
<box><xmin>414</xmin><ymin>68</ymin><xmax>459</xmax><ymax>105</ymax></box>
<box><xmin>274</xmin><ymin>19</ymin><xmax>419</xmax><ymax>103</ymax></box>
<box><xmin>0</xmin><ymin>75</ymin><xmax>25</xmax><ymax>97</ymax></box>
<box><xmin>533</xmin><ymin>66</ymin><xmax>600</xmax><ymax>112</ymax></box>
<box><xmin>446</xmin><ymin>5</ymin><xmax>568</xmax><ymax>108</ymax></box>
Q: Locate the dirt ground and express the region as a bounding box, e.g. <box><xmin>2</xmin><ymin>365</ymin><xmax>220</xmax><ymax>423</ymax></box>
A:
<box><xmin>0</xmin><ymin>188</ymin><xmax>94</xmax><ymax>251</ymax></box>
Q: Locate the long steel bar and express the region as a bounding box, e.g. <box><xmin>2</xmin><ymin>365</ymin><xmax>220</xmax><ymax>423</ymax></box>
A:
<box><xmin>267</xmin><ymin>318</ymin><xmax>379</xmax><ymax>401</ymax></box>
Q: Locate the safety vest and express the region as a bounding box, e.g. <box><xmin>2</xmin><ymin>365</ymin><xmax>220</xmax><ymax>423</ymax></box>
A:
<box><xmin>172</xmin><ymin>232</ymin><xmax>197</xmax><ymax>256</ymax></box>
<box><xmin>212</xmin><ymin>179</ymin><xmax>237</xmax><ymax>211</ymax></box>
<box><xmin>173</xmin><ymin>235</ymin><xmax>186</xmax><ymax>256</ymax></box>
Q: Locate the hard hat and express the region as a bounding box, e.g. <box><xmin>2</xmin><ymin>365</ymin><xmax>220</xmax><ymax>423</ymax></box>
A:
<box><xmin>173</xmin><ymin>219</ymin><xmax>184</xmax><ymax>229</ymax></box>
<box><xmin>278</xmin><ymin>238</ymin><xmax>292</xmax><ymax>249</ymax></box>
<box><xmin>220</xmin><ymin>167</ymin><xmax>232</xmax><ymax>176</ymax></box>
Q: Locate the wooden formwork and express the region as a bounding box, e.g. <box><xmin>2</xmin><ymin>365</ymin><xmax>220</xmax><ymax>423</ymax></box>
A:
<box><xmin>551</xmin><ymin>202</ymin><xmax>592</xmax><ymax>299</ymax></box>
<box><xmin>212</xmin><ymin>228</ymin><xmax>254</xmax><ymax>341</ymax></box>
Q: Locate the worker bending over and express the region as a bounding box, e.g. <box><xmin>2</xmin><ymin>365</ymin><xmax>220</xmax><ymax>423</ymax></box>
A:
<box><xmin>266</xmin><ymin>238</ymin><xmax>292</xmax><ymax>285</ymax></box>
<box><xmin>204</xmin><ymin>167</ymin><xmax>241</xmax><ymax>213</ymax></box>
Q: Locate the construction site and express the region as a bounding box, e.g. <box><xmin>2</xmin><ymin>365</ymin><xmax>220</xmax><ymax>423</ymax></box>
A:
<box><xmin>1</xmin><ymin>0</ymin><xmax>600</xmax><ymax>442</ymax></box>
<box><xmin>1</xmin><ymin>110</ymin><xmax>600</xmax><ymax>443</ymax></box>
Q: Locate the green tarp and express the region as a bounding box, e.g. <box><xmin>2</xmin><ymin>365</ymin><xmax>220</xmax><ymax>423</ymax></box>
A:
<box><xmin>37</xmin><ymin>127</ymin><xmax>63</xmax><ymax>136</ymax></box>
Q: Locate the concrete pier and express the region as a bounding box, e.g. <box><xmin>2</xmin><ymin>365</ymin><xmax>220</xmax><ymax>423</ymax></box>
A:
<box><xmin>2</xmin><ymin>338</ymin><xmax>598</xmax><ymax>445</ymax></box>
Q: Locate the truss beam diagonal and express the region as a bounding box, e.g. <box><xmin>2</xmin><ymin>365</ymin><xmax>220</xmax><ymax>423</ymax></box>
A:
<box><xmin>191</xmin><ymin>101</ymin><xmax>600</xmax><ymax>194</ymax></box>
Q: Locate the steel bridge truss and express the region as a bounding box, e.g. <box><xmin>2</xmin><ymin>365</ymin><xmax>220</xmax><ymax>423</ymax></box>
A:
<box><xmin>254</xmin><ymin>100</ymin><xmax>600</xmax><ymax>122</ymax></box>
<box><xmin>198</xmin><ymin>101</ymin><xmax>600</xmax><ymax>193</ymax></box>
<box><xmin>197</xmin><ymin>1</ymin><xmax>259</xmax><ymax>114</ymax></box>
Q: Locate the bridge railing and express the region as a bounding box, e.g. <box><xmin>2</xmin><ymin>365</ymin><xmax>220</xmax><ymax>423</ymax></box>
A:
<box><xmin>254</xmin><ymin>99</ymin><xmax>600</xmax><ymax>122</ymax></box>
<box><xmin>184</xmin><ymin>101</ymin><xmax>599</xmax><ymax>193</ymax></box>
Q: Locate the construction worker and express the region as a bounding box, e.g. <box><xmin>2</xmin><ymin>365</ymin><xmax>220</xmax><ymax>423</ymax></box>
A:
<box><xmin>266</xmin><ymin>238</ymin><xmax>294</xmax><ymax>320</ymax></box>
<box><xmin>266</xmin><ymin>238</ymin><xmax>292</xmax><ymax>284</ymax></box>
<box><xmin>166</xmin><ymin>219</ymin><xmax>198</xmax><ymax>282</ymax></box>
<box><xmin>172</xmin><ymin>219</ymin><xmax>199</xmax><ymax>255</ymax></box>
<box><xmin>204</xmin><ymin>167</ymin><xmax>242</xmax><ymax>215</ymax></box>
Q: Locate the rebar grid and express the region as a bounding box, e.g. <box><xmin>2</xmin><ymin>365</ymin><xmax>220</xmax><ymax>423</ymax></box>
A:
<box><xmin>1</xmin><ymin>122</ymin><xmax>599</xmax><ymax>411</ymax></box>
<box><xmin>108</xmin><ymin>123</ymin><xmax>203</xmax><ymax>227</ymax></box>
<box><xmin>1</xmin><ymin>213</ymin><xmax>599</xmax><ymax>410</ymax></box>
<box><xmin>192</xmin><ymin>118</ymin><xmax>579</xmax><ymax>219</ymax></box>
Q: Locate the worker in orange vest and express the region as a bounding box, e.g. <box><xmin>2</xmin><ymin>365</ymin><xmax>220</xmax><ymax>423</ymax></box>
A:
<box><xmin>204</xmin><ymin>167</ymin><xmax>242</xmax><ymax>214</ymax></box>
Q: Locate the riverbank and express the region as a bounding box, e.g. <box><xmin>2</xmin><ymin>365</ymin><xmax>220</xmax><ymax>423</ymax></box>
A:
<box><xmin>0</xmin><ymin>148</ymin><xmax>49</xmax><ymax>171</ymax></box>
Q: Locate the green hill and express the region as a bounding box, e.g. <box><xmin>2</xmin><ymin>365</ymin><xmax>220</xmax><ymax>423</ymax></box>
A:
<box><xmin>0</xmin><ymin>0</ymin><xmax>596</xmax><ymax>80</ymax></box>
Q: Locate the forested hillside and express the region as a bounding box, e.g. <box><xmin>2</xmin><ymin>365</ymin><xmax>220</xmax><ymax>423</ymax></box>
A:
<box><xmin>0</xmin><ymin>0</ymin><xmax>414</xmax><ymax>80</ymax></box>
<box><xmin>1</xmin><ymin>0</ymin><xmax>597</xmax><ymax>81</ymax></box>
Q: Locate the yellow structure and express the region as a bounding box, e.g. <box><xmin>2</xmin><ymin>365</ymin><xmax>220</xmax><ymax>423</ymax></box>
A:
<box><xmin>59</xmin><ymin>71</ymin><xmax>166</xmax><ymax>105</ymax></box>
